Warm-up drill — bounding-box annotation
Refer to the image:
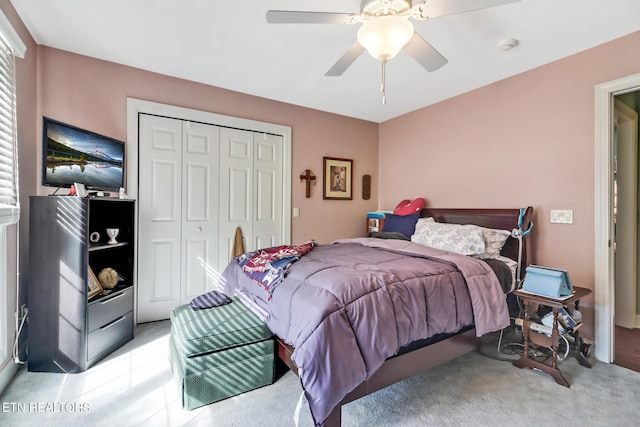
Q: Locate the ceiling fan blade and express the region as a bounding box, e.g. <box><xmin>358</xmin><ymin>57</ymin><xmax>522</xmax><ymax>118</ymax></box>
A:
<box><xmin>325</xmin><ymin>42</ymin><xmax>365</xmax><ymax>76</ymax></box>
<box><xmin>414</xmin><ymin>0</ymin><xmax>520</xmax><ymax>20</ymax></box>
<box><xmin>266</xmin><ymin>10</ymin><xmax>357</xmax><ymax>24</ymax></box>
<box><xmin>403</xmin><ymin>33</ymin><xmax>448</xmax><ymax>72</ymax></box>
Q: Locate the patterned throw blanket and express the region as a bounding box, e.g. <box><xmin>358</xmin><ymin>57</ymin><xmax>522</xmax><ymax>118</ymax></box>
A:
<box><xmin>234</xmin><ymin>241</ymin><xmax>316</xmax><ymax>299</ymax></box>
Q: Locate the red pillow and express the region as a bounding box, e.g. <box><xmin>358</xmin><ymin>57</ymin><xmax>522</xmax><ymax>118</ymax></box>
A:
<box><xmin>393</xmin><ymin>198</ymin><xmax>425</xmax><ymax>216</ymax></box>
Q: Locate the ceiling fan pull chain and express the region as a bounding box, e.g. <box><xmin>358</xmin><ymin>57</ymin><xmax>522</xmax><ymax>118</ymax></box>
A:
<box><xmin>381</xmin><ymin>60</ymin><xmax>387</xmax><ymax>104</ymax></box>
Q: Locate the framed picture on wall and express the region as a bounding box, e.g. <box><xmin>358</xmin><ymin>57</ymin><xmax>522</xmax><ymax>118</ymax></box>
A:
<box><xmin>323</xmin><ymin>157</ymin><xmax>353</xmax><ymax>200</ymax></box>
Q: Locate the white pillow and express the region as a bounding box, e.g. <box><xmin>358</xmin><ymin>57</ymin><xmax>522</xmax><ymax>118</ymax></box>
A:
<box><xmin>411</xmin><ymin>221</ymin><xmax>486</xmax><ymax>255</ymax></box>
<box><xmin>475</xmin><ymin>227</ymin><xmax>511</xmax><ymax>259</ymax></box>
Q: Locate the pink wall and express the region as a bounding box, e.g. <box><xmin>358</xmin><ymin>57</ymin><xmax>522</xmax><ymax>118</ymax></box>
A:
<box><xmin>379</xmin><ymin>31</ymin><xmax>640</xmax><ymax>338</ymax></box>
<box><xmin>36</xmin><ymin>47</ymin><xmax>379</xmax><ymax>245</ymax></box>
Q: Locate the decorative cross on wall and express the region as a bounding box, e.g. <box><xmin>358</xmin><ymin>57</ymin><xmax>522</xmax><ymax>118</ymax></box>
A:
<box><xmin>299</xmin><ymin>169</ymin><xmax>316</xmax><ymax>198</ymax></box>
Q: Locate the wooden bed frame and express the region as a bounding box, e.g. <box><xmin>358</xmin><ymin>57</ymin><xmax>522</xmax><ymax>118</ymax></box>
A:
<box><xmin>276</xmin><ymin>207</ymin><xmax>533</xmax><ymax>426</ymax></box>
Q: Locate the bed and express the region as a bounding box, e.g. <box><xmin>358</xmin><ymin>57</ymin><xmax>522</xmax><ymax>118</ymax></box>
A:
<box><xmin>220</xmin><ymin>207</ymin><xmax>533</xmax><ymax>426</ymax></box>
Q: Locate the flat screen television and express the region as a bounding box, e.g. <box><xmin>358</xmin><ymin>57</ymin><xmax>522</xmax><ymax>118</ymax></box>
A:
<box><xmin>42</xmin><ymin>117</ymin><xmax>125</xmax><ymax>191</ymax></box>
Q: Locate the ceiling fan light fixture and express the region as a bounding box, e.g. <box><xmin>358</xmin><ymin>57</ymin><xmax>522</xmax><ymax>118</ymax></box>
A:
<box><xmin>357</xmin><ymin>15</ymin><xmax>414</xmax><ymax>61</ymax></box>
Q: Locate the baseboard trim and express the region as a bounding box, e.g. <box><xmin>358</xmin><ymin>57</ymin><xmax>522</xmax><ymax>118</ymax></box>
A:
<box><xmin>0</xmin><ymin>359</ymin><xmax>17</xmax><ymax>394</ymax></box>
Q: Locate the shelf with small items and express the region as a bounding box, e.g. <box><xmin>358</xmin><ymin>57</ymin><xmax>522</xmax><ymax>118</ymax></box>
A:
<box><xmin>88</xmin><ymin>274</ymin><xmax>132</xmax><ymax>303</ymax></box>
<box><xmin>88</xmin><ymin>241</ymin><xmax>130</xmax><ymax>251</ymax></box>
<box><xmin>512</xmin><ymin>286</ymin><xmax>592</xmax><ymax>387</ymax></box>
<box><xmin>28</xmin><ymin>196</ymin><xmax>136</xmax><ymax>372</ymax></box>
<box><xmin>366</xmin><ymin>211</ymin><xmax>388</xmax><ymax>235</ymax></box>
<box><xmin>514</xmin><ymin>307</ymin><xmax>587</xmax><ymax>363</ymax></box>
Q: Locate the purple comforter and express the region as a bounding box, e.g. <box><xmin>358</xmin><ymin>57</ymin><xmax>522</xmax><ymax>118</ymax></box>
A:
<box><xmin>220</xmin><ymin>238</ymin><xmax>509</xmax><ymax>425</ymax></box>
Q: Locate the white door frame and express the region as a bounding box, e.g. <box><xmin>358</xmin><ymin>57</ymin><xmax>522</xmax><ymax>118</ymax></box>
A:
<box><xmin>613</xmin><ymin>99</ymin><xmax>638</xmax><ymax>329</ymax></box>
<box><xmin>594</xmin><ymin>73</ymin><xmax>640</xmax><ymax>362</ymax></box>
<box><xmin>126</xmin><ymin>98</ymin><xmax>292</xmax><ymax>322</ymax></box>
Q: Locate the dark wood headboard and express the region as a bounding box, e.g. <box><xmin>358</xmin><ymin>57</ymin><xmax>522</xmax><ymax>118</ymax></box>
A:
<box><xmin>419</xmin><ymin>207</ymin><xmax>534</xmax><ymax>267</ymax></box>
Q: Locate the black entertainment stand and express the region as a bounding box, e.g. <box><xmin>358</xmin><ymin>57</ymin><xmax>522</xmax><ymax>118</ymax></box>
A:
<box><xmin>28</xmin><ymin>196</ymin><xmax>136</xmax><ymax>372</ymax></box>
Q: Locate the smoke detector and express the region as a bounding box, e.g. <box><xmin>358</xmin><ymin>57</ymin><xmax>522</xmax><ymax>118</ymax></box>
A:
<box><xmin>498</xmin><ymin>38</ymin><xmax>518</xmax><ymax>51</ymax></box>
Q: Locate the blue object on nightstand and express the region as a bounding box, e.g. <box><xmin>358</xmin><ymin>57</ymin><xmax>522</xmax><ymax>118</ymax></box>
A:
<box><xmin>367</xmin><ymin>211</ymin><xmax>386</xmax><ymax>219</ymax></box>
<box><xmin>522</xmin><ymin>265</ymin><xmax>573</xmax><ymax>298</ymax></box>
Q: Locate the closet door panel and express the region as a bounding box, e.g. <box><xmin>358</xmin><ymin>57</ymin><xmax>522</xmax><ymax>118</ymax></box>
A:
<box><xmin>147</xmin><ymin>160</ymin><xmax>179</xmax><ymax>304</ymax></box>
<box><xmin>220</xmin><ymin>128</ymin><xmax>254</xmax><ymax>268</ymax></box>
<box><xmin>138</xmin><ymin>115</ymin><xmax>183</xmax><ymax>322</ymax></box>
<box><xmin>151</xmin><ymin>161</ymin><xmax>179</xmax><ymax>220</ymax></box>
<box><xmin>185</xmin><ymin>163</ymin><xmax>209</xmax><ymax>221</ymax></box>
<box><xmin>182</xmin><ymin>122</ymin><xmax>220</xmax><ymax>303</ymax></box>
<box><xmin>184</xmin><ymin>239</ymin><xmax>209</xmax><ymax>299</ymax></box>
<box><xmin>253</xmin><ymin>134</ymin><xmax>283</xmax><ymax>250</ymax></box>
<box><xmin>255</xmin><ymin>169</ymin><xmax>275</xmax><ymax>249</ymax></box>
<box><xmin>150</xmin><ymin>240</ymin><xmax>178</xmax><ymax>300</ymax></box>
<box><xmin>229</xmin><ymin>167</ymin><xmax>251</xmax><ymax>221</ymax></box>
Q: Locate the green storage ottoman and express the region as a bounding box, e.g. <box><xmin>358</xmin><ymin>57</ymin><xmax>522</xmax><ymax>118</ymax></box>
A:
<box><xmin>169</xmin><ymin>297</ymin><xmax>275</xmax><ymax>410</ymax></box>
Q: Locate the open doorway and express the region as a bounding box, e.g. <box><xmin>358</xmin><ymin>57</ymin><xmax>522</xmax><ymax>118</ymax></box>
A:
<box><xmin>612</xmin><ymin>94</ymin><xmax>640</xmax><ymax>372</ymax></box>
<box><xmin>594</xmin><ymin>74</ymin><xmax>640</xmax><ymax>368</ymax></box>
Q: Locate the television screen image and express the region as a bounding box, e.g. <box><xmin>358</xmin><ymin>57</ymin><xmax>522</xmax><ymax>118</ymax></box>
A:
<box><xmin>42</xmin><ymin>117</ymin><xmax>125</xmax><ymax>191</ymax></box>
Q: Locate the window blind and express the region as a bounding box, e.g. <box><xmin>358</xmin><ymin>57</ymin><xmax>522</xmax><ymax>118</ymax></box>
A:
<box><xmin>0</xmin><ymin>36</ymin><xmax>19</xmax><ymax>226</ymax></box>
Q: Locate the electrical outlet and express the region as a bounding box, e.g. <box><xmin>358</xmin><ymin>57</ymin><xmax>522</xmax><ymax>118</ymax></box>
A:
<box><xmin>550</xmin><ymin>209</ymin><xmax>574</xmax><ymax>224</ymax></box>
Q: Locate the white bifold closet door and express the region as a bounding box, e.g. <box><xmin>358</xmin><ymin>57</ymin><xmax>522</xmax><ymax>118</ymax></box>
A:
<box><xmin>138</xmin><ymin>115</ymin><xmax>220</xmax><ymax>322</ymax></box>
<box><xmin>137</xmin><ymin>115</ymin><xmax>283</xmax><ymax>322</ymax></box>
<box><xmin>218</xmin><ymin>128</ymin><xmax>283</xmax><ymax>269</ymax></box>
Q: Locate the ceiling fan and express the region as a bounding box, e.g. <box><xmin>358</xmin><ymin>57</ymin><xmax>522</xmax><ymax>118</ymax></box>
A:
<box><xmin>266</xmin><ymin>0</ymin><xmax>520</xmax><ymax>103</ymax></box>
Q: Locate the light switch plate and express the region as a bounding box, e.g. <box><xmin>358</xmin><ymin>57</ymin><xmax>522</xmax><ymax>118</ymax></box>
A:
<box><xmin>550</xmin><ymin>209</ymin><xmax>573</xmax><ymax>224</ymax></box>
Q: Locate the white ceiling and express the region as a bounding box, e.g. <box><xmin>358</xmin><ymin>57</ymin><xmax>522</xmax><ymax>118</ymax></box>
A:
<box><xmin>10</xmin><ymin>0</ymin><xmax>640</xmax><ymax>123</ymax></box>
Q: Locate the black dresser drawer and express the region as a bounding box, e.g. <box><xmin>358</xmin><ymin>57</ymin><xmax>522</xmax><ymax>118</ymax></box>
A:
<box><xmin>88</xmin><ymin>287</ymin><xmax>133</xmax><ymax>332</ymax></box>
<box><xmin>87</xmin><ymin>310</ymin><xmax>133</xmax><ymax>361</ymax></box>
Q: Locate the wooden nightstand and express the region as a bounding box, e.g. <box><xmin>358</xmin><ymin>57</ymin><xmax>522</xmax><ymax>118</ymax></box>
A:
<box><xmin>366</xmin><ymin>217</ymin><xmax>385</xmax><ymax>235</ymax></box>
<box><xmin>512</xmin><ymin>286</ymin><xmax>592</xmax><ymax>387</ymax></box>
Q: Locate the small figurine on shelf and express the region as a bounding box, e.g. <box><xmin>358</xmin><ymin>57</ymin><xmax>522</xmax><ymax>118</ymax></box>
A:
<box><xmin>106</xmin><ymin>228</ymin><xmax>119</xmax><ymax>244</ymax></box>
<box><xmin>98</xmin><ymin>268</ymin><xmax>119</xmax><ymax>290</ymax></box>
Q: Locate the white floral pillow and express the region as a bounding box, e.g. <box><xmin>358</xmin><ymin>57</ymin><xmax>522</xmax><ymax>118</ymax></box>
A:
<box><xmin>419</xmin><ymin>216</ymin><xmax>435</xmax><ymax>223</ymax></box>
<box><xmin>411</xmin><ymin>221</ymin><xmax>485</xmax><ymax>255</ymax></box>
<box><xmin>475</xmin><ymin>227</ymin><xmax>511</xmax><ymax>259</ymax></box>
